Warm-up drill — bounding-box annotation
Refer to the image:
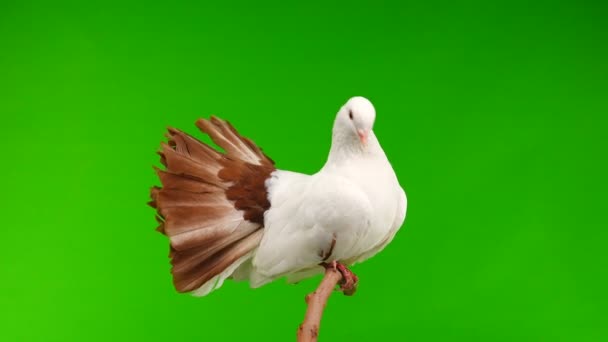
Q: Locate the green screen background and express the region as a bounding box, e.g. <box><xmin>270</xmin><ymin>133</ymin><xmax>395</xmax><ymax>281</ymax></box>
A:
<box><xmin>1</xmin><ymin>1</ymin><xmax>607</xmax><ymax>341</ymax></box>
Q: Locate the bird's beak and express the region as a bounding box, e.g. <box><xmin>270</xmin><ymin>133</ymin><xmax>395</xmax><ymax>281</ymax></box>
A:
<box><xmin>357</xmin><ymin>129</ymin><xmax>368</xmax><ymax>145</ymax></box>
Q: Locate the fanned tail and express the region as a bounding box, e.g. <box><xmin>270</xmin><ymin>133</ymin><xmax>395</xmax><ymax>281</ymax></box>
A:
<box><xmin>150</xmin><ymin>117</ymin><xmax>275</xmax><ymax>295</ymax></box>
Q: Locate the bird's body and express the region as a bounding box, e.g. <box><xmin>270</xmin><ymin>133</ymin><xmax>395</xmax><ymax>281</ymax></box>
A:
<box><xmin>252</xmin><ymin>131</ymin><xmax>406</xmax><ymax>286</ymax></box>
<box><xmin>150</xmin><ymin>97</ymin><xmax>407</xmax><ymax>296</ymax></box>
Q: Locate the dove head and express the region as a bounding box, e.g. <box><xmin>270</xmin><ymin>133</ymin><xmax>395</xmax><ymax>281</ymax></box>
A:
<box><xmin>333</xmin><ymin>96</ymin><xmax>376</xmax><ymax>146</ymax></box>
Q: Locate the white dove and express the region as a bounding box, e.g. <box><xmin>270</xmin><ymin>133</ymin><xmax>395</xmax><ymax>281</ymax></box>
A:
<box><xmin>150</xmin><ymin>96</ymin><xmax>407</xmax><ymax>296</ymax></box>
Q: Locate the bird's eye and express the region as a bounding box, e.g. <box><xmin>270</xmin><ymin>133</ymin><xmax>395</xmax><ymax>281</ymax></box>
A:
<box><xmin>348</xmin><ymin>111</ymin><xmax>353</xmax><ymax>120</ymax></box>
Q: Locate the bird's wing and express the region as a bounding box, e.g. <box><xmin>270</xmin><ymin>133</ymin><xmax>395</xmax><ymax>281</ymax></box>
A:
<box><xmin>379</xmin><ymin>186</ymin><xmax>407</xmax><ymax>249</ymax></box>
<box><xmin>251</xmin><ymin>171</ymin><xmax>373</xmax><ymax>283</ymax></box>
<box><xmin>348</xmin><ymin>186</ymin><xmax>407</xmax><ymax>264</ymax></box>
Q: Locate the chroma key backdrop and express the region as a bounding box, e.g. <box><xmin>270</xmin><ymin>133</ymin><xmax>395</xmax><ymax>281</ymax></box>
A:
<box><xmin>1</xmin><ymin>1</ymin><xmax>607</xmax><ymax>341</ymax></box>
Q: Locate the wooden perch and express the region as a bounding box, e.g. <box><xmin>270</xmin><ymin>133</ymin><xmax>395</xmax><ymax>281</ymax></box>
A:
<box><xmin>297</xmin><ymin>267</ymin><xmax>358</xmax><ymax>341</ymax></box>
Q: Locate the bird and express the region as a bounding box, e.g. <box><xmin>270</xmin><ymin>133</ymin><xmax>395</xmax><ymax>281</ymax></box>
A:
<box><xmin>149</xmin><ymin>96</ymin><xmax>407</xmax><ymax>296</ymax></box>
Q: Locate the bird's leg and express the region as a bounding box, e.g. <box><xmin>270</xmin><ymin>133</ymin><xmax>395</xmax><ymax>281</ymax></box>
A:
<box><xmin>321</xmin><ymin>261</ymin><xmax>358</xmax><ymax>296</ymax></box>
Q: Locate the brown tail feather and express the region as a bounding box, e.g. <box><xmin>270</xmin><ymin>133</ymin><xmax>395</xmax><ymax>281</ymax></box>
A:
<box><xmin>173</xmin><ymin>229</ymin><xmax>264</xmax><ymax>292</ymax></box>
<box><xmin>150</xmin><ymin>117</ymin><xmax>274</xmax><ymax>293</ymax></box>
<box><xmin>170</xmin><ymin>221</ymin><xmax>260</xmax><ymax>273</ymax></box>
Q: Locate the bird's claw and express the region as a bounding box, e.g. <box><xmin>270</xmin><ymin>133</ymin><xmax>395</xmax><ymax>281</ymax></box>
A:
<box><xmin>322</xmin><ymin>261</ymin><xmax>358</xmax><ymax>296</ymax></box>
<box><xmin>336</xmin><ymin>263</ymin><xmax>358</xmax><ymax>296</ymax></box>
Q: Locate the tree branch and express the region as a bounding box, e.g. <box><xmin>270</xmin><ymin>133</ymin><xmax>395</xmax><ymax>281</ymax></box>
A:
<box><xmin>297</xmin><ymin>267</ymin><xmax>356</xmax><ymax>341</ymax></box>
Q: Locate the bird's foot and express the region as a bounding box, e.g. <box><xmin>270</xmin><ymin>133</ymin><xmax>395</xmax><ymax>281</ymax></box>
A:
<box><xmin>322</xmin><ymin>261</ymin><xmax>358</xmax><ymax>296</ymax></box>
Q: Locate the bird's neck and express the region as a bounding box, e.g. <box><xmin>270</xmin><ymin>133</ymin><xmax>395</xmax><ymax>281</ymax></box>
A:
<box><xmin>323</xmin><ymin>130</ymin><xmax>385</xmax><ymax>169</ymax></box>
